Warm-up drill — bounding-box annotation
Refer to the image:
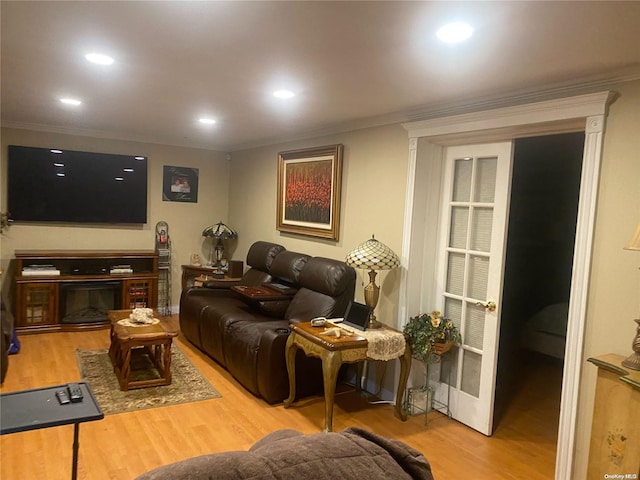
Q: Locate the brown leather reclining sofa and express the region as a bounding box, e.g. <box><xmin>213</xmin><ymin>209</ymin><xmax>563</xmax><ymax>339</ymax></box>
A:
<box><xmin>179</xmin><ymin>241</ymin><xmax>356</xmax><ymax>404</ymax></box>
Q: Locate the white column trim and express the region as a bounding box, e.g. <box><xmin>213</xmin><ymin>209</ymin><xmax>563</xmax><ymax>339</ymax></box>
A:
<box><xmin>555</xmin><ymin>114</ymin><xmax>605</xmax><ymax>479</ymax></box>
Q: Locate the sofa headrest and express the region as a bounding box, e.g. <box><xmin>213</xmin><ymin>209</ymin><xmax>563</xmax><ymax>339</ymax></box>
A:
<box><xmin>246</xmin><ymin>242</ymin><xmax>286</xmax><ymax>272</ymax></box>
<box><xmin>269</xmin><ymin>251</ymin><xmax>310</xmax><ymax>284</ymax></box>
<box><xmin>298</xmin><ymin>257</ymin><xmax>355</xmax><ymax>297</ymax></box>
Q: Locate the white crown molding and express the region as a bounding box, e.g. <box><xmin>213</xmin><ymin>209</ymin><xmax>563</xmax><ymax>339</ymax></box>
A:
<box><xmin>0</xmin><ymin>121</ymin><xmax>230</xmax><ymax>153</ymax></box>
<box><xmin>229</xmin><ymin>66</ymin><xmax>640</xmax><ymax>151</ymax></box>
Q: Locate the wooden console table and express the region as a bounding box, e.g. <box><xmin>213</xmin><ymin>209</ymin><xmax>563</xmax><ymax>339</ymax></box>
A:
<box><xmin>14</xmin><ymin>250</ymin><xmax>158</xmax><ymax>333</ymax></box>
<box><xmin>284</xmin><ymin>321</ymin><xmax>411</xmax><ymax>432</ymax></box>
<box><xmin>181</xmin><ymin>264</ymin><xmax>241</xmax><ymax>290</ymax></box>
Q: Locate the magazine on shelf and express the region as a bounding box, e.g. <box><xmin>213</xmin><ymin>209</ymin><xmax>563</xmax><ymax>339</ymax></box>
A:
<box><xmin>22</xmin><ymin>269</ymin><xmax>61</xmax><ymax>276</ymax></box>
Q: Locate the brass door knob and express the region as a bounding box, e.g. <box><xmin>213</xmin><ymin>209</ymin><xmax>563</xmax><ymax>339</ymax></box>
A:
<box><xmin>475</xmin><ymin>300</ymin><xmax>496</xmax><ymax>312</ymax></box>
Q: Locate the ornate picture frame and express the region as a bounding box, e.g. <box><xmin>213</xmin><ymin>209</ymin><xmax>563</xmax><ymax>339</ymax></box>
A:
<box><xmin>276</xmin><ymin>144</ymin><xmax>343</xmax><ymax>240</ymax></box>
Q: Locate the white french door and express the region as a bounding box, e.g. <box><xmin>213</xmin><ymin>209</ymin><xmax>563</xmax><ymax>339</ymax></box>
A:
<box><xmin>432</xmin><ymin>142</ymin><xmax>513</xmax><ymax>436</ymax></box>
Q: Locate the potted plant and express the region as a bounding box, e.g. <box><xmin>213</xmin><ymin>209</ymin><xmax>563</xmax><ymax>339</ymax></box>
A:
<box><xmin>403</xmin><ymin>310</ymin><xmax>461</xmax><ymax>363</ymax></box>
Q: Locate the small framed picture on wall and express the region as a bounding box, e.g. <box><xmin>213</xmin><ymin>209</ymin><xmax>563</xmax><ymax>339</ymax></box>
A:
<box><xmin>162</xmin><ymin>166</ymin><xmax>199</xmax><ymax>203</ymax></box>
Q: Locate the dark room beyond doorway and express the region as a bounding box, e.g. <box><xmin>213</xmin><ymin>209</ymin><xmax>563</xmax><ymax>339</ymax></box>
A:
<box><xmin>494</xmin><ymin>131</ymin><xmax>585</xmax><ymax>431</ymax></box>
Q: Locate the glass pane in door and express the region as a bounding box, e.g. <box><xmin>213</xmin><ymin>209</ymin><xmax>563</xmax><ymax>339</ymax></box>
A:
<box><xmin>453</xmin><ymin>159</ymin><xmax>473</xmax><ymax>201</ymax></box>
<box><xmin>474</xmin><ymin>157</ymin><xmax>497</xmax><ymax>202</ymax></box>
<box><xmin>470</xmin><ymin>207</ymin><xmax>493</xmax><ymax>252</ymax></box>
<box><xmin>461</xmin><ymin>350</ymin><xmax>482</xmax><ymax>397</ymax></box>
<box><xmin>449</xmin><ymin>207</ymin><xmax>469</xmax><ymax>248</ymax></box>
<box><xmin>464</xmin><ymin>303</ymin><xmax>485</xmax><ymax>350</ymax></box>
<box><xmin>446</xmin><ymin>253</ymin><xmax>465</xmax><ymax>296</ymax></box>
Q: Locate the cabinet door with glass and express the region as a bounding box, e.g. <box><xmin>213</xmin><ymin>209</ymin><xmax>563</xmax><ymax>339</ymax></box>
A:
<box><xmin>17</xmin><ymin>282</ymin><xmax>58</xmax><ymax>327</ymax></box>
<box><xmin>122</xmin><ymin>279</ymin><xmax>156</xmax><ymax>309</ymax></box>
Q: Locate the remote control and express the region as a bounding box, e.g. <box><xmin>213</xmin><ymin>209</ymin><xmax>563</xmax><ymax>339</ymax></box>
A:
<box><xmin>311</xmin><ymin>317</ymin><xmax>327</xmax><ymax>327</ymax></box>
<box><xmin>67</xmin><ymin>383</ymin><xmax>83</xmax><ymax>403</ymax></box>
<box><xmin>56</xmin><ymin>390</ymin><xmax>70</xmax><ymax>405</ymax></box>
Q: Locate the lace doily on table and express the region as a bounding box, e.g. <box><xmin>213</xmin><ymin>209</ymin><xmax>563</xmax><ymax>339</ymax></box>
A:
<box><xmin>117</xmin><ymin>308</ymin><xmax>160</xmax><ymax>327</ymax></box>
<box><xmin>337</xmin><ymin>323</ymin><xmax>406</xmax><ymax>361</ymax></box>
<box><xmin>117</xmin><ymin>317</ymin><xmax>160</xmax><ymax>327</ymax></box>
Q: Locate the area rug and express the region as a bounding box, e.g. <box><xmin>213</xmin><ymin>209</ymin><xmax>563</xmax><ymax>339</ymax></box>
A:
<box><xmin>75</xmin><ymin>345</ymin><xmax>221</xmax><ymax>415</ymax></box>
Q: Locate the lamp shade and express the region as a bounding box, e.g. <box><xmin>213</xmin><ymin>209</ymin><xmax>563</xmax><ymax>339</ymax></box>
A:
<box><xmin>624</xmin><ymin>223</ymin><xmax>640</xmax><ymax>251</ymax></box>
<box><xmin>345</xmin><ymin>236</ymin><xmax>400</xmax><ymax>271</ymax></box>
<box><xmin>202</xmin><ymin>221</ymin><xmax>237</xmax><ymax>240</ymax></box>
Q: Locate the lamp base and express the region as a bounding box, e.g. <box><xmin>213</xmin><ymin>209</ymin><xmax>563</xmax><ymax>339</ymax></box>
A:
<box><xmin>621</xmin><ymin>318</ymin><xmax>640</xmax><ymax>371</ymax></box>
<box><xmin>622</xmin><ymin>353</ymin><xmax>640</xmax><ymax>371</ymax></box>
<box><xmin>368</xmin><ymin>315</ymin><xmax>382</xmax><ymax>329</ymax></box>
<box><xmin>364</xmin><ymin>270</ymin><xmax>382</xmax><ymax>329</ymax></box>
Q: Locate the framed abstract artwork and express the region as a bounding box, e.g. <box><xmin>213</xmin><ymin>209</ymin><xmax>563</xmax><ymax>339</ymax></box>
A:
<box><xmin>276</xmin><ymin>144</ymin><xmax>343</xmax><ymax>240</ymax></box>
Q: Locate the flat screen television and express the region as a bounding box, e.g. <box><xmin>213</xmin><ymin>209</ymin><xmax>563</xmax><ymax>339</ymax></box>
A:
<box><xmin>7</xmin><ymin>145</ymin><xmax>148</xmax><ymax>224</ymax></box>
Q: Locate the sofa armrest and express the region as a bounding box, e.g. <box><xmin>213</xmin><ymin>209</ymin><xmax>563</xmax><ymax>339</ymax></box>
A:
<box><xmin>202</xmin><ymin>279</ymin><xmax>242</xmax><ymax>289</ymax></box>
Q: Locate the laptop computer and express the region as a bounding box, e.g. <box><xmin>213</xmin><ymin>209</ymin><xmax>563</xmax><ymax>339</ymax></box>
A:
<box><xmin>341</xmin><ymin>301</ymin><xmax>372</xmax><ymax>331</ymax></box>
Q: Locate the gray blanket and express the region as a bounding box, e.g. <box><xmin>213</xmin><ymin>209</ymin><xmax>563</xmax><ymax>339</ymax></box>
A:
<box><xmin>135</xmin><ymin>427</ymin><xmax>434</xmax><ymax>480</ymax></box>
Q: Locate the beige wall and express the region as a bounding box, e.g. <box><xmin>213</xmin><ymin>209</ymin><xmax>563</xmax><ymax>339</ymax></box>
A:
<box><xmin>0</xmin><ymin>128</ymin><xmax>229</xmax><ymax>307</ymax></box>
<box><xmin>228</xmin><ymin>123</ymin><xmax>409</xmax><ymax>325</ymax></box>
<box><xmin>1</xmin><ymin>80</ymin><xmax>638</xmax><ymax>477</ymax></box>
<box><xmin>574</xmin><ymin>80</ymin><xmax>640</xmax><ymax>478</ymax></box>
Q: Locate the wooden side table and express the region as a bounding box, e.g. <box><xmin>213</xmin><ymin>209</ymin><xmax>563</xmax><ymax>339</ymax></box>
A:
<box><xmin>107</xmin><ymin>309</ymin><xmax>178</xmax><ymax>391</ymax></box>
<box><xmin>181</xmin><ymin>264</ymin><xmax>241</xmax><ymax>289</ymax></box>
<box><xmin>283</xmin><ymin>321</ymin><xmax>411</xmax><ymax>432</ymax></box>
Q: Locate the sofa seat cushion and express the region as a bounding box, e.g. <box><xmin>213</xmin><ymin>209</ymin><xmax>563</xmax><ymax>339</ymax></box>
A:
<box><xmin>135</xmin><ymin>427</ymin><xmax>433</xmax><ymax>480</ymax></box>
<box><xmin>199</xmin><ymin>299</ymin><xmax>258</xmax><ymax>365</ymax></box>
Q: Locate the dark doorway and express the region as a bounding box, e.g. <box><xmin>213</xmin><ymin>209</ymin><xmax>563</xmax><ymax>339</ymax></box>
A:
<box><xmin>494</xmin><ymin>132</ymin><xmax>585</xmax><ymax>431</ymax></box>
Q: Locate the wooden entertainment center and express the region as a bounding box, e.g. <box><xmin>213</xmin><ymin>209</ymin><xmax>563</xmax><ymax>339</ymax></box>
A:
<box><xmin>14</xmin><ymin>250</ymin><xmax>158</xmax><ymax>333</ymax></box>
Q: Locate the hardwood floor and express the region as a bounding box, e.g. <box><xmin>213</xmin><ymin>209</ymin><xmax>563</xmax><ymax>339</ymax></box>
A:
<box><xmin>1</xmin><ymin>315</ymin><xmax>560</xmax><ymax>479</ymax></box>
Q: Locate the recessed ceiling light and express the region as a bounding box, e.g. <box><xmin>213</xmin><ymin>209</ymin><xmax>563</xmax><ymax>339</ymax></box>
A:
<box><xmin>123</xmin><ymin>168</ymin><xmax>134</xmax><ymax>172</ymax></box>
<box><xmin>134</xmin><ymin>156</ymin><xmax>145</xmax><ymax>160</ymax></box>
<box><xmin>50</xmin><ymin>149</ymin><xmax>63</xmax><ymax>154</ymax></box>
<box><xmin>60</xmin><ymin>98</ymin><xmax>82</xmax><ymax>106</ymax></box>
<box><xmin>85</xmin><ymin>53</ymin><xmax>114</xmax><ymax>65</ymax></box>
<box><xmin>273</xmin><ymin>90</ymin><xmax>295</xmax><ymax>99</ymax></box>
<box><xmin>199</xmin><ymin>118</ymin><xmax>217</xmax><ymax>125</ymax></box>
<box><xmin>115</xmin><ymin>177</ymin><xmax>124</xmax><ymax>181</ymax></box>
<box><xmin>436</xmin><ymin>22</ymin><xmax>474</xmax><ymax>44</ymax></box>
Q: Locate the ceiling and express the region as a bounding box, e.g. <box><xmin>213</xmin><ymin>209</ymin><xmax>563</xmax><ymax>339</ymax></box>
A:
<box><xmin>2</xmin><ymin>1</ymin><xmax>640</xmax><ymax>152</ymax></box>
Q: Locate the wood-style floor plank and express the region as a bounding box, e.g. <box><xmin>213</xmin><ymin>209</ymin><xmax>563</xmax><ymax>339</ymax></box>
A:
<box><xmin>1</xmin><ymin>315</ymin><xmax>560</xmax><ymax>479</ymax></box>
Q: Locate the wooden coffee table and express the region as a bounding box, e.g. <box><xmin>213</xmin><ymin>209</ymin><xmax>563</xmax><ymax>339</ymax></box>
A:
<box><xmin>107</xmin><ymin>309</ymin><xmax>178</xmax><ymax>391</ymax></box>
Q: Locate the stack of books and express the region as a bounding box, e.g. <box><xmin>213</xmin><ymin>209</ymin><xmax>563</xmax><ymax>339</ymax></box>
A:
<box><xmin>22</xmin><ymin>264</ymin><xmax>60</xmax><ymax>276</ymax></box>
<box><xmin>110</xmin><ymin>264</ymin><xmax>133</xmax><ymax>274</ymax></box>
<box><xmin>158</xmin><ymin>249</ymin><xmax>170</xmax><ymax>267</ymax></box>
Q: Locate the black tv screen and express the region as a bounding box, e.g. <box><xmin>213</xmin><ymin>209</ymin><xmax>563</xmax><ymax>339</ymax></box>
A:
<box><xmin>7</xmin><ymin>145</ymin><xmax>148</xmax><ymax>224</ymax></box>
